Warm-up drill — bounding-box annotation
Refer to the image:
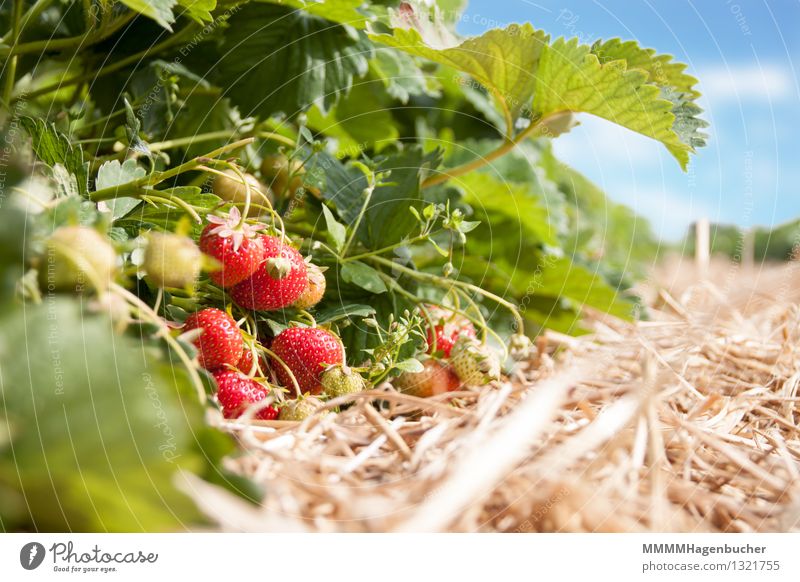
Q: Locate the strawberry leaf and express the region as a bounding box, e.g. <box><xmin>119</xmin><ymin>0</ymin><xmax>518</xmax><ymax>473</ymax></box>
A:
<box><xmin>358</xmin><ymin>147</ymin><xmax>443</xmax><ymax>248</ymax></box>
<box><xmin>218</xmin><ymin>3</ymin><xmax>373</xmax><ymax>118</ymax></box>
<box><xmin>590</xmin><ymin>38</ymin><xmax>700</xmax><ymax>97</ymax></box>
<box><xmin>321</xmin><ymin>204</ymin><xmax>347</xmax><ymax>253</ymax></box>
<box><xmin>0</xmin><ymin>299</ymin><xmax>237</xmax><ymax>530</ymax></box>
<box><xmin>452</xmin><ymin>171</ymin><xmax>558</xmax><ymax>247</ymax></box>
<box><xmin>340</xmin><ymin>261</ymin><xmax>388</xmax><ymax>294</ymax></box>
<box><xmin>307</xmin><ymin>80</ymin><xmax>399</xmax><ymax>155</ymax></box>
<box><xmin>370</xmin><ymin>23</ymin><xmax>549</xmax><ymax>133</ymax></box>
<box><xmin>314</xmin><ymin>303</ymin><xmax>376</xmax><ymax>324</ymax></box>
<box><xmin>372</xmin><ymin>19</ymin><xmax>707</xmax><ymax>169</ymax></box>
<box><xmin>270</xmin><ymin>0</ymin><xmax>376</xmax><ymax>29</ymax></box>
<box><xmin>120</xmin><ymin>0</ymin><xmax>178</xmax><ymax>30</ymax></box>
<box><xmin>19</xmin><ymin>117</ymin><xmax>89</xmax><ymax>196</ymax></box>
<box><xmin>96</xmin><ymin>160</ymin><xmax>147</xmax><ymax>220</ymax></box>
<box><xmin>532</xmin><ymin>38</ymin><xmax>701</xmax><ymax>169</ymax></box>
<box><xmin>178</xmin><ymin>0</ymin><xmax>216</xmax><ymax>22</ymax></box>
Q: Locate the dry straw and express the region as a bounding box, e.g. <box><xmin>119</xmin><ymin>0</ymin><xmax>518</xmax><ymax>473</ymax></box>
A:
<box><xmin>182</xmin><ymin>259</ymin><xmax>800</xmax><ymax>532</ymax></box>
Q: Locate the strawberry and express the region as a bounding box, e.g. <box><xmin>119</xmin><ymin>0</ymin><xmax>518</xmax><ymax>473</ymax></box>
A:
<box><xmin>143</xmin><ymin>231</ymin><xmax>201</xmax><ymax>289</ymax></box>
<box><xmin>449</xmin><ymin>337</ymin><xmax>501</xmax><ymax>387</ymax></box>
<box><xmin>321</xmin><ymin>364</ymin><xmax>367</xmax><ymax>398</ymax></box>
<box><xmin>424</xmin><ymin>305</ymin><xmax>476</xmax><ymax>357</ymax></box>
<box><xmin>293</xmin><ymin>262</ymin><xmax>326</xmax><ymax>309</ymax></box>
<box><xmin>230</xmin><ymin>235</ymin><xmax>308</xmax><ymax>311</ymax></box>
<box><xmin>199</xmin><ymin>208</ymin><xmax>265</xmax><ymax>288</ymax></box>
<box><xmin>393</xmin><ymin>359</ymin><xmax>460</xmax><ymax>398</ymax></box>
<box><xmin>278</xmin><ymin>396</ymin><xmax>325</xmax><ymax>421</ymax></box>
<box><xmin>213</xmin><ymin>369</ymin><xmax>278</xmax><ymax>420</ymax></box>
<box><xmin>271</xmin><ymin>327</ymin><xmax>344</xmax><ymax>395</ymax></box>
<box><xmin>40</xmin><ymin>226</ymin><xmax>118</xmax><ymax>293</ymax></box>
<box><xmin>183</xmin><ymin>308</ymin><xmax>243</xmax><ymax>371</ymax></box>
<box><xmin>260</xmin><ymin>154</ymin><xmax>304</xmax><ymax>198</ymax></box>
<box><xmin>237</xmin><ymin>347</ymin><xmax>268</xmax><ymax>375</ymax></box>
<box><xmin>212</xmin><ymin>169</ymin><xmax>273</xmax><ymax>214</ymax></box>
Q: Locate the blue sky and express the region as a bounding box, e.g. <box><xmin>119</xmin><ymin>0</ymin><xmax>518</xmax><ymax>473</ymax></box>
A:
<box><xmin>457</xmin><ymin>0</ymin><xmax>800</xmax><ymax>240</ymax></box>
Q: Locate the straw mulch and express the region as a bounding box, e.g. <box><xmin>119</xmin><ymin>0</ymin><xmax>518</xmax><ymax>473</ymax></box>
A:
<box><xmin>183</xmin><ymin>258</ymin><xmax>800</xmax><ymax>532</ymax></box>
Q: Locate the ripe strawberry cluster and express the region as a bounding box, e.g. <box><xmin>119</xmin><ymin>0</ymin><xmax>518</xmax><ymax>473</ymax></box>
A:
<box><xmin>394</xmin><ymin>306</ymin><xmax>501</xmax><ymax>398</ymax></box>
<box><xmin>185</xmin><ymin>306</ymin><xmax>366</xmax><ymax>421</ymax></box>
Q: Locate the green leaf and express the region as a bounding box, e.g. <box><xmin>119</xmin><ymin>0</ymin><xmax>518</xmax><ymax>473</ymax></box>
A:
<box><xmin>165</xmin><ymin>95</ymin><xmax>239</xmax><ymax>159</ymax></box>
<box><xmin>395</xmin><ymin>358</ymin><xmax>424</xmax><ymax>373</ymax></box>
<box><xmin>96</xmin><ymin>159</ymin><xmax>146</xmax><ymax>191</ymax></box>
<box><xmin>270</xmin><ymin>0</ymin><xmax>375</xmax><ymax>28</ymax></box>
<box><xmin>0</xmin><ymin>299</ymin><xmax>223</xmax><ymax>531</ymax></box>
<box><xmin>218</xmin><ymin>3</ymin><xmax>373</xmax><ymax>117</ymax></box>
<box><xmin>306</xmin><ymin>152</ymin><xmax>369</xmax><ymax>225</ymax></box>
<box><xmin>321</xmin><ymin>204</ymin><xmax>347</xmax><ymax>253</ymax></box>
<box><xmin>370</xmin><ymin>48</ymin><xmax>436</xmax><ymax>103</ymax></box>
<box><xmin>532</xmin><ymin>38</ymin><xmax>697</xmax><ymax>169</ymax></box>
<box><xmin>178</xmin><ymin>0</ymin><xmax>216</xmax><ymax>22</ymax></box>
<box><xmin>370</xmin><ymin>23</ymin><xmax>549</xmax><ymax>132</ymax></box>
<box><xmin>373</xmin><ymin>19</ymin><xmax>707</xmax><ymax>169</ymax></box>
<box><xmin>453</xmin><ymin>171</ymin><xmax>557</xmax><ymax>247</ymax></box>
<box><xmin>96</xmin><ymin>159</ymin><xmax>147</xmax><ymax>220</ymax></box>
<box><xmin>120</xmin><ymin>0</ymin><xmax>177</xmax><ymax>30</ymax></box>
<box><xmin>19</xmin><ymin>117</ymin><xmax>89</xmax><ymax>196</ymax></box>
<box><xmin>357</xmin><ymin>147</ymin><xmax>443</xmax><ymax>249</ymax></box>
<box><xmin>590</xmin><ymin>38</ymin><xmax>700</xmax><ymax>97</ymax></box>
<box><xmin>340</xmin><ymin>261</ymin><xmax>387</xmax><ymax>294</ymax></box>
<box><xmin>314</xmin><ymin>303</ymin><xmax>376</xmax><ymax>324</ymax></box>
<box><xmin>123</xmin><ymin>96</ymin><xmax>152</xmax><ymax>157</ymax></box>
<box><xmin>116</xmin><ymin>189</ymin><xmax>220</xmax><ymax>237</ymax></box>
<box><xmin>532</xmin><ymin>257</ymin><xmax>635</xmax><ymax>322</ymax></box>
<box><xmin>307</xmin><ymin>79</ymin><xmax>399</xmax><ymax>155</ymax></box>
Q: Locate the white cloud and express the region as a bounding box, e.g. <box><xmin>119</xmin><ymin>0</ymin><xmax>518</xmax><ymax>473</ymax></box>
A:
<box><xmin>696</xmin><ymin>64</ymin><xmax>796</xmax><ymax>104</ymax></box>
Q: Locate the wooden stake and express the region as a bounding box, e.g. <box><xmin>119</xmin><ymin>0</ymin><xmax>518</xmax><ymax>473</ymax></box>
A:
<box><xmin>695</xmin><ymin>218</ymin><xmax>710</xmax><ymax>278</ymax></box>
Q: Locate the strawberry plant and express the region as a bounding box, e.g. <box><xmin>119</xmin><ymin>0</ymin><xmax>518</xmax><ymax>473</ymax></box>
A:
<box><xmin>0</xmin><ymin>0</ymin><xmax>707</xmax><ymax>531</ymax></box>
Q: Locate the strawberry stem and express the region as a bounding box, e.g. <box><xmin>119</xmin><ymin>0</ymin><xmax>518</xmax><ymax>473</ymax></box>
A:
<box><xmin>259</xmin><ymin>345</ymin><xmax>302</xmax><ymax>397</ymax></box>
<box><xmin>368</xmin><ymin>255</ymin><xmax>525</xmax><ymax>338</ymax></box>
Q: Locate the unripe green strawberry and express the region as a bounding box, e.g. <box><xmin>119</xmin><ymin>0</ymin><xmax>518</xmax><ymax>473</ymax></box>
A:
<box><xmin>39</xmin><ymin>226</ymin><xmax>117</xmax><ymax>293</ymax></box>
<box><xmin>212</xmin><ymin>169</ymin><xmax>273</xmax><ymax>214</ymax></box>
<box><xmin>449</xmin><ymin>337</ymin><xmax>501</xmax><ymax>387</ymax></box>
<box><xmin>293</xmin><ymin>262</ymin><xmax>326</xmax><ymax>309</ymax></box>
<box><xmin>260</xmin><ymin>154</ymin><xmax>304</xmax><ymax>198</ymax></box>
<box><xmin>143</xmin><ymin>231</ymin><xmax>202</xmax><ymax>289</ymax></box>
<box><xmin>321</xmin><ymin>365</ymin><xmax>366</xmax><ymax>398</ymax></box>
<box><xmin>278</xmin><ymin>396</ymin><xmax>325</xmax><ymax>421</ymax></box>
<box><xmin>393</xmin><ymin>360</ymin><xmax>459</xmax><ymax>398</ymax></box>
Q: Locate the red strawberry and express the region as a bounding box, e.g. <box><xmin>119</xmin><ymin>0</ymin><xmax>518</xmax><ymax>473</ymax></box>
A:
<box><xmin>237</xmin><ymin>347</ymin><xmax>268</xmax><ymax>375</ymax></box>
<box><xmin>393</xmin><ymin>360</ymin><xmax>460</xmax><ymax>398</ymax></box>
<box><xmin>183</xmin><ymin>308</ymin><xmax>243</xmax><ymax>370</ymax></box>
<box><xmin>200</xmin><ymin>209</ymin><xmax>265</xmax><ymax>288</ymax></box>
<box><xmin>271</xmin><ymin>327</ymin><xmax>344</xmax><ymax>395</ymax></box>
<box><xmin>230</xmin><ymin>235</ymin><xmax>308</xmax><ymax>311</ymax></box>
<box><xmin>237</xmin><ymin>348</ymin><xmax>255</xmax><ymax>374</ymax></box>
<box><xmin>213</xmin><ymin>370</ymin><xmax>278</xmax><ymax>420</ymax></box>
<box><xmin>424</xmin><ymin>305</ymin><xmax>476</xmax><ymax>357</ymax></box>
